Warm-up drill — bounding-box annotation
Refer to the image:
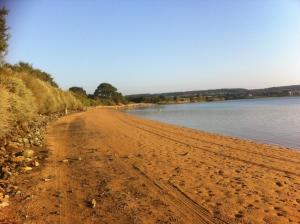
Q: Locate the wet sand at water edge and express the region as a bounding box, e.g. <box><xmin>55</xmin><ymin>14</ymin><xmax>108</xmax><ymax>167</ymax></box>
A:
<box><xmin>1</xmin><ymin>108</ymin><xmax>300</xmax><ymax>224</ymax></box>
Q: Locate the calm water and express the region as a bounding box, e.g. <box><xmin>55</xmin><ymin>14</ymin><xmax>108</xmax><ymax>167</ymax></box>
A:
<box><xmin>127</xmin><ymin>97</ymin><xmax>300</xmax><ymax>149</ymax></box>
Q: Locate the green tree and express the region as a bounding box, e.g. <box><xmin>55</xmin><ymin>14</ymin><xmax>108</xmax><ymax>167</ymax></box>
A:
<box><xmin>0</xmin><ymin>7</ymin><xmax>9</xmax><ymax>64</ymax></box>
<box><xmin>94</xmin><ymin>83</ymin><xmax>118</xmax><ymax>99</ymax></box>
<box><xmin>69</xmin><ymin>86</ymin><xmax>87</xmax><ymax>97</ymax></box>
<box><xmin>94</xmin><ymin>83</ymin><xmax>127</xmax><ymax>104</ymax></box>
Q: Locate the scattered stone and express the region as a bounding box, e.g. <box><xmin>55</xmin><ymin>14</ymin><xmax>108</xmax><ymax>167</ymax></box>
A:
<box><xmin>17</xmin><ymin>138</ymin><xmax>23</xmax><ymax>143</ymax></box>
<box><xmin>1</xmin><ymin>167</ymin><xmax>12</xmax><ymax>179</ymax></box>
<box><xmin>44</xmin><ymin>178</ymin><xmax>51</xmax><ymax>182</ymax></box>
<box><xmin>0</xmin><ymin>194</ymin><xmax>9</xmax><ymax>208</ymax></box>
<box><xmin>22</xmin><ymin>166</ymin><xmax>33</xmax><ymax>172</ymax></box>
<box><xmin>11</xmin><ymin>156</ymin><xmax>25</xmax><ymax>163</ymax></box>
<box><xmin>49</xmin><ymin>210</ymin><xmax>60</xmax><ymax>215</ymax></box>
<box><xmin>6</xmin><ymin>141</ymin><xmax>21</xmax><ymax>152</ymax></box>
<box><xmin>62</xmin><ymin>159</ymin><xmax>69</xmax><ymax>163</ymax></box>
<box><xmin>179</xmin><ymin>152</ymin><xmax>188</xmax><ymax>156</ymax></box>
<box><xmin>33</xmin><ymin>160</ymin><xmax>40</xmax><ymax>167</ymax></box>
<box><xmin>0</xmin><ymin>200</ymin><xmax>9</xmax><ymax>208</ymax></box>
<box><xmin>25</xmin><ymin>157</ymin><xmax>33</xmax><ymax>162</ymax></box>
<box><xmin>23</xmin><ymin>138</ymin><xmax>29</xmax><ymax>144</ymax></box>
<box><xmin>23</xmin><ymin>149</ymin><xmax>35</xmax><ymax>158</ymax></box>
<box><xmin>91</xmin><ymin>199</ymin><xmax>96</xmax><ymax>208</ymax></box>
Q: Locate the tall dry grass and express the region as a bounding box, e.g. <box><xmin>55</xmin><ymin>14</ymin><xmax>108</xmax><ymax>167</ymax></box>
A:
<box><xmin>0</xmin><ymin>72</ymin><xmax>37</xmax><ymax>123</ymax></box>
<box><xmin>0</xmin><ymin>67</ymin><xmax>82</xmax><ymax>138</ymax></box>
<box><xmin>0</xmin><ymin>86</ymin><xmax>10</xmax><ymax>138</ymax></box>
<box><xmin>20</xmin><ymin>73</ymin><xmax>82</xmax><ymax>114</ymax></box>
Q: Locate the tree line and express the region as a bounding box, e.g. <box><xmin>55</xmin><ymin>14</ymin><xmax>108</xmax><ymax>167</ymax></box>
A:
<box><xmin>69</xmin><ymin>83</ymin><xmax>127</xmax><ymax>106</ymax></box>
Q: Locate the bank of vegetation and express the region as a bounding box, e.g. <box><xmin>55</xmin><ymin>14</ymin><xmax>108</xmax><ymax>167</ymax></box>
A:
<box><xmin>0</xmin><ymin>63</ymin><xmax>84</xmax><ymax>139</ymax></box>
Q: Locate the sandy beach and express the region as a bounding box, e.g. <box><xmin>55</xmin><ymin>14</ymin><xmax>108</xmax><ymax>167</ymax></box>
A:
<box><xmin>2</xmin><ymin>108</ymin><xmax>300</xmax><ymax>224</ymax></box>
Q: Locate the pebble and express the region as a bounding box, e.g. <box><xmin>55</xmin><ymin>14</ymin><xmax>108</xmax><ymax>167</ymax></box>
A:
<box><xmin>91</xmin><ymin>199</ymin><xmax>96</xmax><ymax>208</ymax></box>
<box><xmin>0</xmin><ymin>194</ymin><xmax>9</xmax><ymax>208</ymax></box>
<box><xmin>11</xmin><ymin>156</ymin><xmax>25</xmax><ymax>163</ymax></box>
<box><xmin>34</xmin><ymin>160</ymin><xmax>40</xmax><ymax>167</ymax></box>
<box><xmin>22</xmin><ymin>166</ymin><xmax>33</xmax><ymax>172</ymax></box>
<box><xmin>0</xmin><ymin>201</ymin><xmax>9</xmax><ymax>208</ymax></box>
<box><xmin>23</xmin><ymin>149</ymin><xmax>35</xmax><ymax>158</ymax></box>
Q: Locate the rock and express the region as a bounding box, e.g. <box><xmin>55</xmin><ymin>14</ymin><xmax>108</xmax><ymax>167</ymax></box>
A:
<box><xmin>44</xmin><ymin>178</ymin><xmax>51</xmax><ymax>182</ymax></box>
<box><xmin>0</xmin><ymin>194</ymin><xmax>9</xmax><ymax>208</ymax></box>
<box><xmin>33</xmin><ymin>161</ymin><xmax>39</xmax><ymax>167</ymax></box>
<box><xmin>23</xmin><ymin>138</ymin><xmax>29</xmax><ymax>144</ymax></box>
<box><xmin>6</xmin><ymin>142</ymin><xmax>21</xmax><ymax>152</ymax></box>
<box><xmin>11</xmin><ymin>156</ymin><xmax>25</xmax><ymax>163</ymax></box>
<box><xmin>78</xmin><ymin>156</ymin><xmax>82</xmax><ymax>161</ymax></box>
<box><xmin>17</xmin><ymin>138</ymin><xmax>23</xmax><ymax>143</ymax></box>
<box><xmin>0</xmin><ymin>167</ymin><xmax>12</xmax><ymax>179</ymax></box>
<box><xmin>179</xmin><ymin>152</ymin><xmax>188</xmax><ymax>156</ymax></box>
<box><xmin>25</xmin><ymin>157</ymin><xmax>33</xmax><ymax>162</ymax></box>
<box><xmin>22</xmin><ymin>166</ymin><xmax>33</xmax><ymax>172</ymax></box>
<box><xmin>35</xmin><ymin>131</ymin><xmax>40</xmax><ymax>136</ymax></box>
<box><xmin>62</xmin><ymin>159</ymin><xmax>69</xmax><ymax>163</ymax></box>
<box><xmin>0</xmin><ymin>200</ymin><xmax>9</xmax><ymax>208</ymax></box>
<box><xmin>23</xmin><ymin>149</ymin><xmax>34</xmax><ymax>158</ymax></box>
<box><xmin>91</xmin><ymin>199</ymin><xmax>96</xmax><ymax>208</ymax></box>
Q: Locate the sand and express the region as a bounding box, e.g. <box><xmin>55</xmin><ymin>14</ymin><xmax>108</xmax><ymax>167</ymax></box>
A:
<box><xmin>1</xmin><ymin>108</ymin><xmax>299</xmax><ymax>224</ymax></box>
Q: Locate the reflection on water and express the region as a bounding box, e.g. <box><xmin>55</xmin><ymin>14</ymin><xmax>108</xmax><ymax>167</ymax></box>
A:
<box><xmin>127</xmin><ymin>97</ymin><xmax>300</xmax><ymax>150</ymax></box>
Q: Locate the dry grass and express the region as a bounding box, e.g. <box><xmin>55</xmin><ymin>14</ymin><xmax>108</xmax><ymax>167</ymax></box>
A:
<box><xmin>0</xmin><ymin>86</ymin><xmax>10</xmax><ymax>138</ymax></box>
<box><xmin>20</xmin><ymin>73</ymin><xmax>82</xmax><ymax>114</ymax></box>
<box><xmin>0</xmin><ymin>72</ymin><xmax>37</xmax><ymax>123</ymax></box>
<box><xmin>0</xmin><ymin>68</ymin><xmax>82</xmax><ymax>138</ymax></box>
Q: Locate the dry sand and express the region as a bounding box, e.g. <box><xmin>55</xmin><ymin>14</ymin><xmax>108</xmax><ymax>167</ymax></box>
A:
<box><xmin>1</xmin><ymin>108</ymin><xmax>299</xmax><ymax>224</ymax></box>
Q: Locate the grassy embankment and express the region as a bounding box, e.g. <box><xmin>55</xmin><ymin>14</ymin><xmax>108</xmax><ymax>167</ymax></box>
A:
<box><xmin>0</xmin><ymin>66</ymin><xmax>83</xmax><ymax>139</ymax></box>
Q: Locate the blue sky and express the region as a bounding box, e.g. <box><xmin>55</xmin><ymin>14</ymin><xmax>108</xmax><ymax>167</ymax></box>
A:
<box><xmin>2</xmin><ymin>0</ymin><xmax>300</xmax><ymax>94</ymax></box>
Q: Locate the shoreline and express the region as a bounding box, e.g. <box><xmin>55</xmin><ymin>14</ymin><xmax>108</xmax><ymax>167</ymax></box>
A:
<box><xmin>125</xmin><ymin>111</ymin><xmax>300</xmax><ymax>151</ymax></box>
<box><xmin>1</xmin><ymin>108</ymin><xmax>300</xmax><ymax>223</ymax></box>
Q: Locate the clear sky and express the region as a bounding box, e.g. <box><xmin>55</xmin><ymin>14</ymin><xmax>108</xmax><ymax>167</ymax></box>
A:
<box><xmin>1</xmin><ymin>0</ymin><xmax>300</xmax><ymax>95</ymax></box>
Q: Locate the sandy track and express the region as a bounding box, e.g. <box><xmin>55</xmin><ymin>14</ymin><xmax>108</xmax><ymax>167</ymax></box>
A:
<box><xmin>1</xmin><ymin>108</ymin><xmax>300</xmax><ymax>224</ymax></box>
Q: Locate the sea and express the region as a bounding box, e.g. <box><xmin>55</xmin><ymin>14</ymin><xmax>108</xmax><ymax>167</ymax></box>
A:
<box><xmin>127</xmin><ymin>97</ymin><xmax>300</xmax><ymax>150</ymax></box>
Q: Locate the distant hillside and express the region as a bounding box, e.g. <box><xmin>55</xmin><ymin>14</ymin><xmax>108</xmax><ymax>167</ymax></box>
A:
<box><xmin>126</xmin><ymin>85</ymin><xmax>300</xmax><ymax>103</ymax></box>
<box><xmin>127</xmin><ymin>85</ymin><xmax>300</xmax><ymax>97</ymax></box>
